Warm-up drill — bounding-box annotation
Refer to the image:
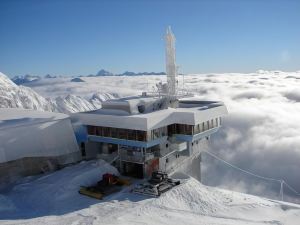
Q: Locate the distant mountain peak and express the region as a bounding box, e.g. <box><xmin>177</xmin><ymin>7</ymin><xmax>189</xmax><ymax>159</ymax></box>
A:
<box><xmin>45</xmin><ymin>74</ymin><xmax>57</xmax><ymax>79</ymax></box>
<box><xmin>96</xmin><ymin>69</ymin><xmax>113</xmax><ymax>76</ymax></box>
<box><xmin>71</xmin><ymin>77</ymin><xmax>85</xmax><ymax>82</ymax></box>
<box><xmin>11</xmin><ymin>74</ymin><xmax>41</xmax><ymax>85</ymax></box>
<box><xmin>120</xmin><ymin>71</ymin><xmax>166</xmax><ymax>76</ymax></box>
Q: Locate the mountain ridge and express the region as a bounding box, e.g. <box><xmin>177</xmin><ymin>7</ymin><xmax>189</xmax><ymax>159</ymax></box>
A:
<box><xmin>0</xmin><ymin>72</ymin><xmax>116</xmax><ymax>113</ymax></box>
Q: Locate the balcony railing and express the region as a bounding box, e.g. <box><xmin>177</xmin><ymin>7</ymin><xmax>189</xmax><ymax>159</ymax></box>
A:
<box><xmin>119</xmin><ymin>151</ymin><xmax>154</xmax><ymax>163</ymax></box>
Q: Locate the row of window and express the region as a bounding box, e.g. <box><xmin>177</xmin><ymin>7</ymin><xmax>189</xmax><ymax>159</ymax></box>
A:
<box><xmin>193</xmin><ymin>117</ymin><xmax>221</xmax><ymax>135</ymax></box>
<box><xmin>87</xmin><ymin>117</ymin><xmax>222</xmax><ymax>141</ymax></box>
<box><xmin>87</xmin><ymin>126</ymin><xmax>147</xmax><ymax>142</ymax></box>
<box><xmin>167</xmin><ymin>117</ymin><xmax>221</xmax><ymax>136</ymax></box>
<box><xmin>167</xmin><ymin>124</ymin><xmax>193</xmax><ymax>135</ymax></box>
<box><xmin>150</xmin><ymin>127</ymin><xmax>168</xmax><ymax>140</ymax></box>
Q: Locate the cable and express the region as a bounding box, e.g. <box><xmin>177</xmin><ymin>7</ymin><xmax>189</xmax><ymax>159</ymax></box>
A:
<box><xmin>203</xmin><ymin>150</ymin><xmax>279</xmax><ymax>182</ymax></box>
<box><xmin>283</xmin><ymin>181</ymin><xmax>300</xmax><ymax>196</ymax></box>
<box><xmin>203</xmin><ymin>150</ymin><xmax>300</xmax><ymax>199</ymax></box>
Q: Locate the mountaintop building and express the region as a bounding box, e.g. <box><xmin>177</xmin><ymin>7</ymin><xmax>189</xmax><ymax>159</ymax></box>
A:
<box><xmin>72</xmin><ymin>27</ymin><xmax>228</xmax><ymax>179</ymax></box>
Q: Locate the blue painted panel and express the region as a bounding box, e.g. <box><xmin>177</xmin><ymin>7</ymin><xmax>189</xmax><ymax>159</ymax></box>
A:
<box><xmin>88</xmin><ymin>135</ymin><xmax>166</xmax><ymax>148</ymax></box>
<box><xmin>73</xmin><ymin>124</ymin><xmax>88</xmax><ymax>143</ymax></box>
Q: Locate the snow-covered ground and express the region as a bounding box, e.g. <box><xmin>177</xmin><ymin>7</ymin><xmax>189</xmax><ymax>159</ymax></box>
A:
<box><xmin>0</xmin><ymin>160</ymin><xmax>299</xmax><ymax>225</ymax></box>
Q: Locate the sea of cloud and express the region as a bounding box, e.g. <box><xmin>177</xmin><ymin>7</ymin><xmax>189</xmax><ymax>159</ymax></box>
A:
<box><xmin>25</xmin><ymin>71</ymin><xmax>300</xmax><ymax>203</ymax></box>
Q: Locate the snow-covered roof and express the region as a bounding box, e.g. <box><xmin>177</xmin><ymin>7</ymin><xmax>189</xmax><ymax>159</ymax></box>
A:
<box><xmin>73</xmin><ymin>99</ymin><xmax>228</xmax><ymax>131</ymax></box>
<box><xmin>101</xmin><ymin>96</ymin><xmax>163</xmax><ymax>114</ymax></box>
<box><xmin>0</xmin><ymin>108</ymin><xmax>69</xmax><ymax>129</ymax></box>
<box><xmin>0</xmin><ymin>108</ymin><xmax>79</xmax><ymax>165</ymax></box>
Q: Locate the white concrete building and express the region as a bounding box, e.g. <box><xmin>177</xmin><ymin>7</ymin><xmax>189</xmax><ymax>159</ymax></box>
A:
<box><xmin>0</xmin><ymin>108</ymin><xmax>80</xmax><ymax>187</ymax></box>
<box><xmin>72</xmin><ymin>27</ymin><xmax>228</xmax><ymax>179</ymax></box>
<box><xmin>73</xmin><ymin>97</ymin><xmax>227</xmax><ymax>179</ymax></box>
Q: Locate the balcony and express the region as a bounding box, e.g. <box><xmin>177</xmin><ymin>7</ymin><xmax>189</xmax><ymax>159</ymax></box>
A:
<box><xmin>175</xmin><ymin>127</ymin><xmax>220</xmax><ymax>142</ymax></box>
<box><xmin>96</xmin><ymin>152</ymin><xmax>118</xmax><ymax>163</ymax></box>
<box><xmin>170</xmin><ymin>141</ymin><xmax>187</xmax><ymax>152</ymax></box>
<box><xmin>119</xmin><ymin>151</ymin><xmax>154</xmax><ymax>163</ymax></box>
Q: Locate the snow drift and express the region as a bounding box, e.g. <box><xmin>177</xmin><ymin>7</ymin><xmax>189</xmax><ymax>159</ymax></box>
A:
<box><xmin>0</xmin><ymin>160</ymin><xmax>119</xmax><ymax>219</ymax></box>
<box><xmin>0</xmin><ymin>161</ymin><xmax>299</xmax><ymax>225</ymax></box>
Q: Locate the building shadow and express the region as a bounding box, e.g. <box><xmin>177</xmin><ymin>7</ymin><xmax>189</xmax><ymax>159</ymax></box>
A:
<box><xmin>0</xmin><ymin>161</ymin><xmax>152</xmax><ymax>220</ymax></box>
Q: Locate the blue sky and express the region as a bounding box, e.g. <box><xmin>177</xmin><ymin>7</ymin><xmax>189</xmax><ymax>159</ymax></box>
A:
<box><xmin>0</xmin><ymin>0</ymin><xmax>299</xmax><ymax>77</ymax></box>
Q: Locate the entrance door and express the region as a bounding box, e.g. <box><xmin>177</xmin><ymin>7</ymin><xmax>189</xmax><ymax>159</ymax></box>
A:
<box><xmin>122</xmin><ymin>162</ymin><xmax>144</xmax><ymax>179</ymax></box>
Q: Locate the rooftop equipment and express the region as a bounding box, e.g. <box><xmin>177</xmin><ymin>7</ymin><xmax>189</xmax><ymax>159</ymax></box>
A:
<box><xmin>165</xmin><ymin>26</ymin><xmax>178</xmax><ymax>98</ymax></box>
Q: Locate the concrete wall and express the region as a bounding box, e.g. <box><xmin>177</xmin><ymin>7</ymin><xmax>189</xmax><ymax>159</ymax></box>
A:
<box><xmin>0</xmin><ymin>151</ymin><xmax>81</xmax><ymax>190</ymax></box>
<box><xmin>159</xmin><ymin>138</ymin><xmax>208</xmax><ymax>182</ymax></box>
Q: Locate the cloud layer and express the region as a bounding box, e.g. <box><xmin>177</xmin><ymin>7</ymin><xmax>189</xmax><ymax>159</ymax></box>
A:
<box><xmin>23</xmin><ymin>71</ymin><xmax>300</xmax><ymax>203</ymax></box>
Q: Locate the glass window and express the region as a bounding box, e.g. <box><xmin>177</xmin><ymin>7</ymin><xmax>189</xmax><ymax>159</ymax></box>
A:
<box><xmin>187</xmin><ymin>125</ymin><xmax>193</xmax><ymax>135</ymax></box>
<box><xmin>137</xmin><ymin>130</ymin><xmax>146</xmax><ymax>141</ymax></box>
<box><xmin>111</xmin><ymin>128</ymin><xmax>116</xmax><ymax>137</ymax></box>
<box><xmin>127</xmin><ymin>130</ymin><xmax>136</xmax><ymax>140</ymax></box>
<box><xmin>87</xmin><ymin>125</ymin><xmax>96</xmax><ymax>135</ymax></box>
<box><xmin>119</xmin><ymin>129</ymin><xmax>127</xmax><ymax>139</ymax></box>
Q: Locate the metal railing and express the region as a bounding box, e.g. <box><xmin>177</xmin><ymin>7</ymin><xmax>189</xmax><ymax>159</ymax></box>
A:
<box><xmin>119</xmin><ymin>151</ymin><xmax>154</xmax><ymax>163</ymax></box>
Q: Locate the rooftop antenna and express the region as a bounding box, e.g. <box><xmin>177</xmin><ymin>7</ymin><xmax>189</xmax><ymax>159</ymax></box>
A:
<box><xmin>165</xmin><ymin>26</ymin><xmax>178</xmax><ymax>97</ymax></box>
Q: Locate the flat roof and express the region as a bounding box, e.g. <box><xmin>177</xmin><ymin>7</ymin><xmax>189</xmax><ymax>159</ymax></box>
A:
<box><xmin>72</xmin><ymin>99</ymin><xmax>228</xmax><ymax>131</ymax></box>
<box><xmin>0</xmin><ymin>108</ymin><xmax>69</xmax><ymax>129</ymax></box>
<box><xmin>101</xmin><ymin>95</ymin><xmax>163</xmax><ymax>114</ymax></box>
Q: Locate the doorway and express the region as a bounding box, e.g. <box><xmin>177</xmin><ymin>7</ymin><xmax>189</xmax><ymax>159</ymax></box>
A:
<box><xmin>122</xmin><ymin>162</ymin><xmax>144</xmax><ymax>179</ymax></box>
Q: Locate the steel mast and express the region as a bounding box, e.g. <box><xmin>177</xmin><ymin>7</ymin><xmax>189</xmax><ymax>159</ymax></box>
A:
<box><xmin>165</xmin><ymin>26</ymin><xmax>177</xmax><ymax>97</ymax></box>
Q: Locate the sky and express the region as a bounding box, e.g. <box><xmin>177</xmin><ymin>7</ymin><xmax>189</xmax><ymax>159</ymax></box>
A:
<box><xmin>0</xmin><ymin>0</ymin><xmax>300</xmax><ymax>77</ymax></box>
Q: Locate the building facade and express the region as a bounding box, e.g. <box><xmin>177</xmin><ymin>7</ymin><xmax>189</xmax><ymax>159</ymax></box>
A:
<box><xmin>72</xmin><ymin>27</ymin><xmax>228</xmax><ymax>180</ymax></box>
<box><xmin>72</xmin><ymin>97</ymin><xmax>227</xmax><ymax>179</ymax></box>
